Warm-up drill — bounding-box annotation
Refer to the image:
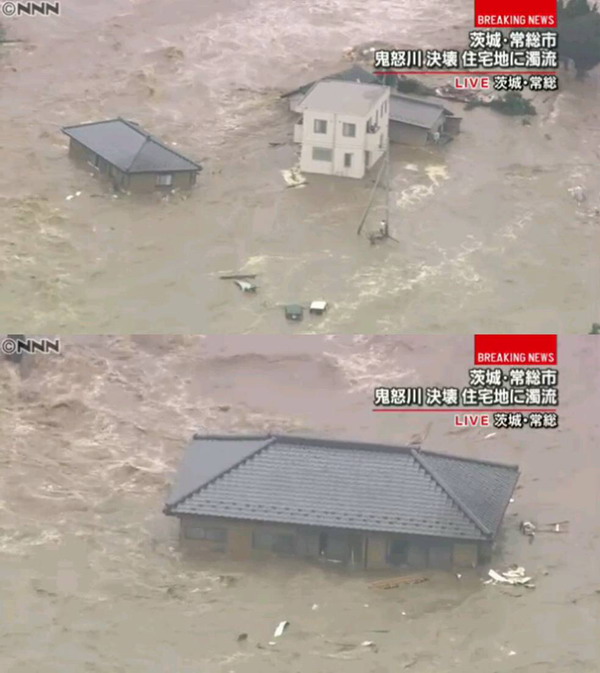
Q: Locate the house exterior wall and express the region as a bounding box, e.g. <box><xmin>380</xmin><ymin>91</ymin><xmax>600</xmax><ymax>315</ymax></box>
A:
<box><xmin>444</xmin><ymin>115</ymin><xmax>462</xmax><ymax>136</ymax></box>
<box><xmin>389</xmin><ymin>122</ymin><xmax>430</xmax><ymax>146</ymax></box>
<box><xmin>288</xmin><ymin>92</ymin><xmax>306</xmax><ymax>114</ymax></box>
<box><xmin>298</xmin><ymin>87</ymin><xmax>389</xmax><ymax>179</ymax></box>
<box><xmin>127</xmin><ymin>172</ymin><xmax>196</xmax><ymax>194</ymax></box>
<box><xmin>178</xmin><ymin>515</ymin><xmax>483</xmax><ymax>569</ymax></box>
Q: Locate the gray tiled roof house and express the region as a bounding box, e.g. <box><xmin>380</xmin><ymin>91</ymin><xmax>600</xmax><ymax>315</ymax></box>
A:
<box><xmin>62</xmin><ymin>118</ymin><xmax>201</xmax><ymax>174</ymax></box>
<box><xmin>165</xmin><ymin>435</ymin><xmax>519</xmax><ymax>542</ymax></box>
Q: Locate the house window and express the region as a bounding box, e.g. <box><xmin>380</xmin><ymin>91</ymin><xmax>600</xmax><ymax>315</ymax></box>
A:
<box><xmin>344</xmin><ymin>153</ymin><xmax>352</xmax><ymax>168</ymax></box>
<box><xmin>312</xmin><ymin>147</ymin><xmax>332</xmax><ymax>162</ymax></box>
<box><xmin>252</xmin><ymin>529</ymin><xmax>296</xmax><ymax>555</ymax></box>
<box><xmin>342</xmin><ymin>123</ymin><xmax>356</xmax><ymax>137</ymax></box>
<box><xmin>314</xmin><ymin>119</ymin><xmax>327</xmax><ymax>134</ymax></box>
<box><xmin>387</xmin><ymin>537</ymin><xmax>408</xmax><ymax>566</ymax></box>
<box><xmin>156</xmin><ymin>174</ymin><xmax>173</xmax><ymax>186</ymax></box>
<box><xmin>186</xmin><ymin>524</ymin><xmax>228</xmax><ymax>544</ymax></box>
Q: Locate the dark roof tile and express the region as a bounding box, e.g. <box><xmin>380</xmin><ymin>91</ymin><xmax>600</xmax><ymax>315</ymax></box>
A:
<box><xmin>62</xmin><ymin>118</ymin><xmax>201</xmax><ymax>174</ymax></box>
<box><xmin>165</xmin><ymin>435</ymin><xmax>519</xmax><ymax>541</ymax></box>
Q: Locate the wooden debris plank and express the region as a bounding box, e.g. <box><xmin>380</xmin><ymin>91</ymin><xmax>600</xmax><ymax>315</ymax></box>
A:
<box><xmin>369</xmin><ymin>575</ymin><xmax>429</xmax><ymax>589</ymax></box>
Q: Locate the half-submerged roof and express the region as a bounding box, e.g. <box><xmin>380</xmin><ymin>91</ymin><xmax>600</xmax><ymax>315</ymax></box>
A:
<box><xmin>298</xmin><ymin>80</ymin><xmax>387</xmax><ymax>117</ymax></box>
<box><xmin>165</xmin><ymin>435</ymin><xmax>519</xmax><ymax>541</ymax></box>
<box><xmin>61</xmin><ymin>118</ymin><xmax>202</xmax><ymax>174</ymax></box>
<box><xmin>389</xmin><ymin>93</ymin><xmax>449</xmax><ymax>129</ymax></box>
<box><xmin>282</xmin><ymin>65</ymin><xmax>383</xmax><ymax>99</ymax></box>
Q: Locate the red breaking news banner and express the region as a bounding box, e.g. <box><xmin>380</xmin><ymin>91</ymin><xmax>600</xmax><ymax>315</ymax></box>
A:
<box><xmin>474</xmin><ymin>334</ymin><xmax>558</xmax><ymax>365</ymax></box>
<box><xmin>474</xmin><ymin>0</ymin><xmax>557</xmax><ymax>27</ymax></box>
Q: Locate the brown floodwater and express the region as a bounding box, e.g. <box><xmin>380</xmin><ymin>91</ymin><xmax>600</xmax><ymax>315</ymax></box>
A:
<box><xmin>1</xmin><ymin>0</ymin><xmax>599</xmax><ymax>333</ymax></box>
<box><xmin>0</xmin><ymin>335</ymin><xmax>598</xmax><ymax>672</ymax></box>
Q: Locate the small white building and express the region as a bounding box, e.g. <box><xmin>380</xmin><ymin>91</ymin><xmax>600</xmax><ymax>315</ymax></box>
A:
<box><xmin>293</xmin><ymin>80</ymin><xmax>390</xmax><ymax>180</ymax></box>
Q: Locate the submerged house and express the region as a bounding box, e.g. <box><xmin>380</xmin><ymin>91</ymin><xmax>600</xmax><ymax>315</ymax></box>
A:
<box><xmin>164</xmin><ymin>434</ymin><xmax>519</xmax><ymax>570</ymax></box>
<box><xmin>282</xmin><ymin>66</ymin><xmax>461</xmax><ymax>147</ymax></box>
<box><xmin>293</xmin><ymin>80</ymin><xmax>390</xmax><ymax>179</ymax></box>
<box><xmin>62</xmin><ymin>118</ymin><xmax>202</xmax><ymax>193</ymax></box>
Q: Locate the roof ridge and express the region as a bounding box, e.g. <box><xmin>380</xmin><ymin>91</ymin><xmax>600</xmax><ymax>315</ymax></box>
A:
<box><xmin>420</xmin><ymin>449</ymin><xmax>519</xmax><ymax>471</ymax></box>
<box><xmin>164</xmin><ymin>436</ymin><xmax>277</xmax><ymax>512</ymax></box>
<box><xmin>191</xmin><ymin>434</ymin><xmax>417</xmax><ymax>454</ymax></box>
<box><xmin>126</xmin><ymin>135</ymin><xmax>151</xmax><ymax>172</ymax></box>
<box><xmin>411</xmin><ymin>448</ymin><xmax>492</xmax><ymax>538</ymax></box>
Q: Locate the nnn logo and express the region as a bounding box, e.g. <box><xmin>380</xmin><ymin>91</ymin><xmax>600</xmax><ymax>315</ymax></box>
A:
<box><xmin>1</xmin><ymin>1</ymin><xmax>60</xmax><ymax>16</ymax></box>
<box><xmin>1</xmin><ymin>336</ymin><xmax>61</xmax><ymax>357</ymax></box>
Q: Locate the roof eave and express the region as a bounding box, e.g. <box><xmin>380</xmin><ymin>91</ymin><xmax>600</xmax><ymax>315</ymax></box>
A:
<box><xmin>163</xmin><ymin>508</ymin><xmax>491</xmax><ymax>540</ymax></box>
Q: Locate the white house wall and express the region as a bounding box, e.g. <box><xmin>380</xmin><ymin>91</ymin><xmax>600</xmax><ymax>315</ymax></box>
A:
<box><xmin>298</xmin><ymin>88</ymin><xmax>390</xmax><ymax>179</ymax></box>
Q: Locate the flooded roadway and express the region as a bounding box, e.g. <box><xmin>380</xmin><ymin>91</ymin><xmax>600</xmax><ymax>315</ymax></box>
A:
<box><xmin>1</xmin><ymin>0</ymin><xmax>599</xmax><ymax>333</ymax></box>
<box><xmin>0</xmin><ymin>335</ymin><xmax>599</xmax><ymax>672</ymax></box>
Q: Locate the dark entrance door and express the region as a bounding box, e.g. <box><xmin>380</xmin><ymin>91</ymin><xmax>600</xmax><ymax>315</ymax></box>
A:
<box><xmin>318</xmin><ymin>531</ymin><xmax>363</xmax><ymax>566</ymax></box>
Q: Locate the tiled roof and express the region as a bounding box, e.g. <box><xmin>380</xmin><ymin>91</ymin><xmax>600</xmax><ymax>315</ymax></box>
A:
<box><xmin>389</xmin><ymin>94</ymin><xmax>447</xmax><ymax>129</ymax></box>
<box><xmin>165</xmin><ymin>435</ymin><xmax>519</xmax><ymax>541</ymax></box>
<box><xmin>62</xmin><ymin>118</ymin><xmax>202</xmax><ymax>174</ymax></box>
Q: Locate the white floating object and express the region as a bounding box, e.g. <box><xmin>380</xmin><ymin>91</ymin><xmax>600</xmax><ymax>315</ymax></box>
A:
<box><xmin>273</xmin><ymin>621</ymin><xmax>289</xmax><ymax>638</ymax></box>
<box><xmin>65</xmin><ymin>194</ymin><xmax>74</xmax><ymax>201</ymax></box>
<box><xmin>309</xmin><ymin>300</ymin><xmax>328</xmax><ymax>315</ymax></box>
<box><xmin>75</xmin><ymin>191</ymin><xmax>82</xmax><ymax>196</ymax></box>
<box><xmin>281</xmin><ymin>167</ymin><xmax>307</xmax><ymax>188</ymax></box>
<box><xmin>234</xmin><ymin>280</ymin><xmax>257</xmax><ymax>292</ymax></box>
<box><xmin>311</xmin><ymin>603</ymin><xmax>319</xmax><ymax>611</ymax></box>
<box><xmin>484</xmin><ymin>432</ymin><xmax>497</xmax><ymax>439</ymax></box>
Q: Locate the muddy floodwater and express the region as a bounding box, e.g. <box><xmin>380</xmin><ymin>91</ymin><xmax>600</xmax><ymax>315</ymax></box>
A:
<box><xmin>1</xmin><ymin>0</ymin><xmax>599</xmax><ymax>333</ymax></box>
<box><xmin>0</xmin><ymin>335</ymin><xmax>598</xmax><ymax>672</ymax></box>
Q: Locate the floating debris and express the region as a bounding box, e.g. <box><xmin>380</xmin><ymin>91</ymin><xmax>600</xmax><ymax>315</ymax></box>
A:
<box><xmin>219</xmin><ymin>273</ymin><xmax>257</xmax><ymax>281</ymax></box>
<box><xmin>369</xmin><ymin>575</ymin><xmax>428</xmax><ymax>589</ymax></box>
<box><xmin>520</xmin><ymin>520</ymin><xmax>536</xmax><ymax>538</ymax></box>
<box><xmin>234</xmin><ymin>280</ymin><xmax>257</xmax><ymax>293</ymax></box>
<box><xmin>309</xmin><ymin>300</ymin><xmax>328</xmax><ymax>315</ymax></box>
<box><xmin>284</xmin><ymin>304</ymin><xmax>304</xmax><ymax>321</ymax></box>
<box><xmin>282</xmin><ymin>165</ymin><xmax>307</xmax><ymax>188</ymax></box>
<box><xmin>569</xmin><ymin>186</ymin><xmax>586</xmax><ymax>203</ymax></box>
<box><xmin>237</xmin><ymin>633</ymin><xmax>248</xmax><ymax>642</ymax></box>
<box><xmin>485</xmin><ymin>566</ymin><xmax>535</xmax><ymax>588</ymax></box>
<box><xmin>273</xmin><ymin>621</ymin><xmax>289</xmax><ymax>638</ymax></box>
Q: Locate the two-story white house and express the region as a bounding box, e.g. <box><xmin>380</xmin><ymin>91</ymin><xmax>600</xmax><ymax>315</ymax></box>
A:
<box><xmin>293</xmin><ymin>80</ymin><xmax>390</xmax><ymax>180</ymax></box>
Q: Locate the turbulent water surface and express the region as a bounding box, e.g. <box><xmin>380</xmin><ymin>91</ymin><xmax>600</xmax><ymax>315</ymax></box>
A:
<box><xmin>1</xmin><ymin>0</ymin><xmax>599</xmax><ymax>332</ymax></box>
<box><xmin>1</xmin><ymin>335</ymin><xmax>598</xmax><ymax>672</ymax></box>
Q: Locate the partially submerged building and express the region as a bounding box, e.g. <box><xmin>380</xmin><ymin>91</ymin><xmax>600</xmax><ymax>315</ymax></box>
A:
<box><xmin>164</xmin><ymin>434</ymin><xmax>519</xmax><ymax>570</ymax></box>
<box><xmin>389</xmin><ymin>93</ymin><xmax>462</xmax><ymax>145</ymax></box>
<box><xmin>62</xmin><ymin>118</ymin><xmax>202</xmax><ymax>193</ymax></box>
<box><xmin>293</xmin><ymin>80</ymin><xmax>390</xmax><ymax>179</ymax></box>
<box><xmin>282</xmin><ymin>67</ymin><xmax>461</xmax><ymax>147</ymax></box>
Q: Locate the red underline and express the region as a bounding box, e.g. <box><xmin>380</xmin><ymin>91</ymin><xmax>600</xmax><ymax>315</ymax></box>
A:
<box><xmin>373</xmin><ymin>71</ymin><xmax>557</xmax><ymax>75</ymax></box>
<box><xmin>373</xmin><ymin>408</ymin><xmax>557</xmax><ymax>413</ymax></box>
